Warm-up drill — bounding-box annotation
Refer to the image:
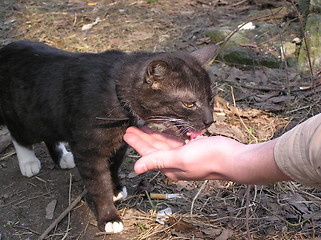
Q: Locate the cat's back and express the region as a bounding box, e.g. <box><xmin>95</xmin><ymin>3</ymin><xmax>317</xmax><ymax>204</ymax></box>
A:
<box><xmin>0</xmin><ymin>41</ymin><xmax>126</xmax><ymax>73</ymax></box>
<box><xmin>0</xmin><ymin>40</ymin><xmax>72</xmax><ymax>59</ymax></box>
<box><xmin>0</xmin><ymin>41</ymin><xmax>80</xmax><ymax>69</ymax></box>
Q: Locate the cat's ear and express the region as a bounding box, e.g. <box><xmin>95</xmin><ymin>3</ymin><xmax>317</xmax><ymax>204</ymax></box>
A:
<box><xmin>190</xmin><ymin>45</ymin><xmax>219</xmax><ymax>67</ymax></box>
<box><xmin>145</xmin><ymin>60</ymin><xmax>169</xmax><ymax>86</ymax></box>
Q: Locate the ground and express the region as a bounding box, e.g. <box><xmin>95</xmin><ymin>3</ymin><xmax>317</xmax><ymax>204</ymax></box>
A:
<box><xmin>0</xmin><ymin>0</ymin><xmax>321</xmax><ymax>240</ymax></box>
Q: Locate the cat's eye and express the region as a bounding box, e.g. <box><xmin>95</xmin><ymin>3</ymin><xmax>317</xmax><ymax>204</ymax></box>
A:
<box><xmin>182</xmin><ymin>102</ymin><xmax>195</xmax><ymax>108</ymax></box>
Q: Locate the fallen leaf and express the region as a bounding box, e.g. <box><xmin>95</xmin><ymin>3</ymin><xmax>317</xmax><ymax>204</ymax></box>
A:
<box><xmin>215</xmin><ymin>228</ymin><xmax>233</xmax><ymax>240</ymax></box>
<box><xmin>137</xmin><ymin>179</ymin><xmax>153</xmax><ymax>192</ymax></box>
<box><xmin>175</xmin><ymin>181</ymin><xmax>196</xmax><ymax>191</ymax></box>
<box><xmin>269</xmin><ymin>96</ymin><xmax>293</xmax><ymax>103</ymax></box>
<box><xmin>168</xmin><ymin>217</ymin><xmax>196</xmax><ymax>232</ymax></box>
<box><xmin>81</xmin><ymin>17</ymin><xmax>101</xmax><ymax>31</ymax></box>
<box><xmin>286</xmin><ymin>193</ymin><xmax>310</xmax><ymax>214</ymax></box>
<box><xmin>45</xmin><ymin>200</ymin><xmax>57</xmax><ymax>220</ymax></box>
<box><xmin>201</xmin><ymin>228</ymin><xmax>222</xmax><ymax>236</ymax></box>
<box><xmin>254</xmin><ymin>91</ymin><xmax>280</xmax><ymax>102</ymax></box>
<box><xmin>127</xmin><ymin>171</ymin><xmax>138</xmax><ymax>179</ymax></box>
<box><xmin>196</xmin><ymin>37</ymin><xmax>212</xmax><ymax>45</ymax></box>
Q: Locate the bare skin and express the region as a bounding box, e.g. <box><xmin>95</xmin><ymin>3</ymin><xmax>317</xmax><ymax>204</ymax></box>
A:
<box><xmin>123</xmin><ymin>126</ymin><xmax>291</xmax><ymax>185</ymax></box>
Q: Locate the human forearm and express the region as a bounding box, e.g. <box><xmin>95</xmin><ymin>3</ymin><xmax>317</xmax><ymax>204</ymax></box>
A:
<box><xmin>222</xmin><ymin>138</ymin><xmax>291</xmax><ymax>185</ymax></box>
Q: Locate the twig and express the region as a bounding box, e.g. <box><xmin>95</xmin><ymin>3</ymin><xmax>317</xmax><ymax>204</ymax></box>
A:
<box><xmin>230</xmin><ymin>0</ymin><xmax>248</xmax><ymax>7</ymax></box>
<box><xmin>61</xmin><ymin>174</ymin><xmax>73</xmax><ymax>240</ymax></box>
<box><xmin>38</xmin><ymin>189</ymin><xmax>87</xmax><ymax>240</ymax></box>
<box><xmin>0</xmin><ymin>150</ymin><xmax>15</xmax><ymax>161</ymax></box>
<box><xmin>230</xmin><ymin>86</ymin><xmax>258</xmax><ymax>144</ymax></box>
<box><xmin>224</xmin><ymin>78</ymin><xmax>321</xmax><ymax>92</ymax></box>
<box><xmin>190</xmin><ymin>180</ymin><xmax>208</xmax><ymax>216</ymax></box>
<box><xmin>245</xmin><ymin>185</ymin><xmax>252</xmax><ymax>240</ymax></box>
<box><xmin>268</xmin><ymin>8</ymin><xmax>291</xmax><ymax>109</ymax></box>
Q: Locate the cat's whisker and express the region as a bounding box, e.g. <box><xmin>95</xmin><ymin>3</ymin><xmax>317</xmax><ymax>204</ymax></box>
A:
<box><xmin>147</xmin><ymin>116</ymin><xmax>189</xmax><ymax>125</ymax></box>
<box><xmin>146</xmin><ymin>116</ymin><xmax>197</xmax><ymax>138</ymax></box>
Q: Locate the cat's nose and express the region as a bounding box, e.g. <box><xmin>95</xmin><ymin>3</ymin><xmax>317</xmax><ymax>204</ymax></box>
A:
<box><xmin>204</xmin><ymin>117</ymin><xmax>214</xmax><ymax>128</ymax></box>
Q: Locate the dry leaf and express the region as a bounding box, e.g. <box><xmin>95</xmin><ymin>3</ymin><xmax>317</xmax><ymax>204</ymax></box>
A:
<box><xmin>269</xmin><ymin>96</ymin><xmax>292</xmax><ymax>103</ymax></box>
<box><xmin>81</xmin><ymin>17</ymin><xmax>101</xmax><ymax>31</ymax></box>
<box><xmin>168</xmin><ymin>217</ymin><xmax>196</xmax><ymax>232</ymax></box>
<box><xmin>201</xmin><ymin>228</ymin><xmax>222</xmax><ymax>236</ymax></box>
<box><xmin>45</xmin><ymin>200</ymin><xmax>57</xmax><ymax>220</ymax></box>
<box><xmin>175</xmin><ymin>181</ymin><xmax>196</xmax><ymax>191</ymax></box>
<box><xmin>127</xmin><ymin>171</ymin><xmax>138</xmax><ymax>179</ymax></box>
<box><xmin>215</xmin><ymin>228</ymin><xmax>233</xmax><ymax>240</ymax></box>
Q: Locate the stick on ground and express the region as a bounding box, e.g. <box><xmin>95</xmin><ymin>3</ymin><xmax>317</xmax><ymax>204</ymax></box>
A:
<box><xmin>38</xmin><ymin>189</ymin><xmax>87</xmax><ymax>240</ymax></box>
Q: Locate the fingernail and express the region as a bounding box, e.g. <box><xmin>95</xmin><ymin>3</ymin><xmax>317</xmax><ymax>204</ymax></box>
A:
<box><xmin>135</xmin><ymin>162</ymin><xmax>147</xmax><ymax>174</ymax></box>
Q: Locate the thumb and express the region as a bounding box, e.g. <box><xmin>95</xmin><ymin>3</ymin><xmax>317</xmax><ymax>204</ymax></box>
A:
<box><xmin>134</xmin><ymin>150</ymin><xmax>176</xmax><ymax>174</ymax></box>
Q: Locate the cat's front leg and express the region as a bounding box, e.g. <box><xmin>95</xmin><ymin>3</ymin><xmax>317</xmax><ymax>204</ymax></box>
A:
<box><xmin>12</xmin><ymin>140</ymin><xmax>41</xmax><ymax>177</ymax></box>
<box><xmin>110</xmin><ymin>143</ymin><xmax>128</xmax><ymax>202</ymax></box>
<box><xmin>71</xmin><ymin>146</ymin><xmax>124</xmax><ymax>233</ymax></box>
<box><xmin>45</xmin><ymin>142</ymin><xmax>75</xmax><ymax>169</ymax></box>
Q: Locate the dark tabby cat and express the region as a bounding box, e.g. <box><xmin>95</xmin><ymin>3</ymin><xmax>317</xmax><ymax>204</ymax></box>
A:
<box><xmin>0</xmin><ymin>41</ymin><xmax>217</xmax><ymax>233</ymax></box>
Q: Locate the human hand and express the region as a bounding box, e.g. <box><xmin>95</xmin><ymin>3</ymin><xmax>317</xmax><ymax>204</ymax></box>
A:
<box><xmin>124</xmin><ymin>126</ymin><xmax>290</xmax><ymax>184</ymax></box>
<box><xmin>124</xmin><ymin>126</ymin><xmax>242</xmax><ymax>181</ymax></box>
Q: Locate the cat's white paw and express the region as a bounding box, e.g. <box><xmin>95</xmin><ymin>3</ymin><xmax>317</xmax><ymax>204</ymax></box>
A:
<box><xmin>19</xmin><ymin>156</ymin><xmax>41</xmax><ymax>177</ymax></box>
<box><xmin>113</xmin><ymin>186</ymin><xmax>127</xmax><ymax>202</ymax></box>
<box><xmin>59</xmin><ymin>152</ymin><xmax>75</xmax><ymax>169</ymax></box>
<box><xmin>105</xmin><ymin>221</ymin><xmax>124</xmax><ymax>233</ymax></box>
<box><xmin>12</xmin><ymin>140</ymin><xmax>41</xmax><ymax>177</ymax></box>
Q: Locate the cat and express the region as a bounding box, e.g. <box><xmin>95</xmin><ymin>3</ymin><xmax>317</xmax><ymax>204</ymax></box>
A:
<box><xmin>0</xmin><ymin>40</ymin><xmax>218</xmax><ymax>233</ymax></box>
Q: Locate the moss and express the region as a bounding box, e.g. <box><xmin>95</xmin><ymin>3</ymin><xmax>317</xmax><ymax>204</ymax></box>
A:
<box><xmin>310</xmin><ymin>0</ymin><xmax>321</xmax><ymax>13</ymax></box>
<box><xmin>205</xmin><ymin>27</ymin><xmax>250</xmax><ymax>49</ymax></box>
<box><xmin>218</xmin><ymin>47</ymin><xmax>253</xmax><ymax>65</ymax></box>
<box><xmin>218</xmin><ymin>47</ymin><xmax>281</xmax><ymax>68</ymax></box>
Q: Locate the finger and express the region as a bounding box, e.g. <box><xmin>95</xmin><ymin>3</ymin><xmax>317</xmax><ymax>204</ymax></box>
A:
<box><xmin>134</xmin><ymin>150</ymin><xmax>178</xmax><ymax>174</ymax></box>
<box><xmin>124</xmin><ymin>131</ymin><xmax>157</xmax><ymax>156</ymax></box>
<box><xmin>127</xmin><ymin>126</ymin><xmax>183</xmax><ymax>145</ymax></box>
<box><xmin>125</xmin><ymin>127</ymin><xmax>184</xmax><ymax>150</ymax></box>
<box><xmin>126</xmin><ymin>126</ymin><xmax>145</xmax><ymax>134</ymax></box>
<box><xmin>140</xmin><ymin>126</ymin><xmax>184</xmax><ymax>148</ymax></box>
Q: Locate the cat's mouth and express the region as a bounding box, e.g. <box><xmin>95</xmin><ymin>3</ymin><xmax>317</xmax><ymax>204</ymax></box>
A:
<box><xmin>146</xmin><ymin>121</ymin><xmax>205</xmax><ymax>141</ymax></box>
<box><xmin>186</xmin><ymin>130</ymin><xmax>204</xmax><ymax>140</ymax></box>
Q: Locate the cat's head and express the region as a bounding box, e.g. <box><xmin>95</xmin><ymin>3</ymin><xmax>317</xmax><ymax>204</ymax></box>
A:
<box><xmin>118</xmin><ymin>45</ymin><xmax>219</xmax><ymax>140</ymax></box>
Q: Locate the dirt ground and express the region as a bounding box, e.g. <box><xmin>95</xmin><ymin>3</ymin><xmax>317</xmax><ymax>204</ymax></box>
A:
<box><xmin>0</xmin><ymin>0</ymin><xmax>321</xmax><ymax>239</ymax></box>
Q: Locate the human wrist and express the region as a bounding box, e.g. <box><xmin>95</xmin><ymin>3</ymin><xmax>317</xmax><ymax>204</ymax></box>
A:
<box><xmin>207</xmin><ymin>137</ymin><xmax>246</xmax><ymax>181</ymax></box>
<box><xmin>232</xmin><ymin>139</ymin><xmax>290</xmax><ymax>185</ymax></box>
